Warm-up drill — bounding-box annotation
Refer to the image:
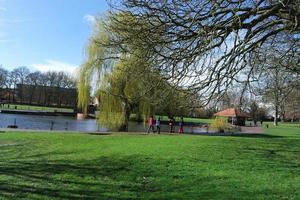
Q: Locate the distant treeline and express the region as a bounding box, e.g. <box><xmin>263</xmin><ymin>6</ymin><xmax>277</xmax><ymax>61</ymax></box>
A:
<box><xmin>0</xmin><ymin>66</ymin><xmax>77</xmax><ymax>108</ymax></box>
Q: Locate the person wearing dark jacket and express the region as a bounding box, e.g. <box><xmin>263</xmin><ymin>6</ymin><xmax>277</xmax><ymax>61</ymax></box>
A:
<box><xmin>179</xmin><ymin>117</ymin><xmax>184</xmax><ymax>134</ymax></box>
<box><xmin>169</xmin><ymin>117</ymin><xmax>175</xmax><ymax>133</ymax></box>
<box><xmin>156</xmin><ymin>117</ymin><xmax>161</xmax><ymax>134</ymax></box>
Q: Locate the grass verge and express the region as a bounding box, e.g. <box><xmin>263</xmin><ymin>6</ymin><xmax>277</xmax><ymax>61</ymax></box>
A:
<box><xmin>0</xmin><ymin>123</ymin><xmax>299</xmax><ymax>199</ymax></box>
<box><xmin>0</xmin><ymin>104</ymin><xmax>74</xmax><ymax>113</ymax></box>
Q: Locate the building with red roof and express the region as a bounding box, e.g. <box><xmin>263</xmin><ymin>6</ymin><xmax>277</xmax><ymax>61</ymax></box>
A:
<box><xmin>214</xmin><ymin>108</ymin><xmax>249</xmax><ymax>126</ymax></box>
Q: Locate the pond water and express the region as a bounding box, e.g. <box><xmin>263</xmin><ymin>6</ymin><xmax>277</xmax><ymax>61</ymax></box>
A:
<box><xmin>0</xmin><ymin>113</ymin><xmax>104</xmax><ymax>132</ymax></box>
<box><xmin>0</xmin><ymin>113</ymin><xmax>209</xmax><ymax>134</ymax></box>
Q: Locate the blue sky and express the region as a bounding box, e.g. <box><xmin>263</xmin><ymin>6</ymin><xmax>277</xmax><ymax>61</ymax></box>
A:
<box><xmin>0</xmin><ymin>0</ymin><xmax>109</xmax><ymax>73</ymax></box>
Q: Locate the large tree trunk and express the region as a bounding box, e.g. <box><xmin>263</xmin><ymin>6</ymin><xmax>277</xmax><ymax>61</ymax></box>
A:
<box><xmin>273</xmin><ymin>89</ymin><xmax>279</xmax><ymax>126</ymax></box>
<box><xmin>118</xmin><ymin>102</ymin><xmax>131</xmax><ymax>132</ymax></box>
<box><xmin>280</xmin><ymin>103</ymin><xmax>286</xmax><ymax>122</ymax></box>
<box><xmin>274</xmin><ymin>104</ymin><xmax>279</xmax><ymax>126</ymax></box>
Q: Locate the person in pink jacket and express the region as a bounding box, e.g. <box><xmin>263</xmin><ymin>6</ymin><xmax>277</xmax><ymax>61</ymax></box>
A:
<box><xmin>147</xmin><ymin>115</ymin><xmax>155</xmax><ymax>134</ymax></box>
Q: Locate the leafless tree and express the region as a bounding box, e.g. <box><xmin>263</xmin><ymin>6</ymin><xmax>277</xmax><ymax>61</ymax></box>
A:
<box><xmin>13</xmin><ymin>67</ymin><xmax>30</xmax><ymax>85</ymax></box>
<box><xmin>11</xmin><ymin>67</ymin><xmax>30</xmax><ymax>103</ymax></box>
<box><xmin>27</xmin><ymin>71</ymin><xmax>42</xmax><ymax>85</ymax></box>
<box><xmin>54</xmin><ymin>71</ymin><xmax>76</xmax><ymax>88</ymax></box>
<box><xmin>254</xmin><ymin>52</ymin><xmax>299</xmax><ymax>125</ymax></box>
<box><xmin>106</xmin><ymin>0</ymin><xmax>299</xmax><ymax>104</ymax></box>
<box><xmin>0</xmin><ymin>67</ymin><xmax>8</xmax><ymax>88</ymax></box>
<box><xmin>45</xmin><ymin>71</ymin><xmax>58</xmax><ymax>87</ymax></box>
<box><xmin>26</xmin><ymin>71</ymin><xmax>43</xmax><ymax>104</ymax></box>
<box><xmin>8</xmin><ymin>70</ymin><xmax>19</xmax><ymax>102</ymax></box>
<box><xmin>0</xmin><ymin>67</ymin><xmax>9</xmax><ymax>103</ymax></box>
<box><xmin>284</xmin><ymin>87</ymin><xmax>300</xmax><ymax>122</ymax></box>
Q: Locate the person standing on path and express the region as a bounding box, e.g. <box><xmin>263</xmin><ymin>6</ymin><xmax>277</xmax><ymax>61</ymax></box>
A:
<box><xmin>156</xmin><ymin>117</ymin><xmax>161</xmax><ymax>134</ymax></box>
<box><xmin>179</xmin><ymin>117</ymin><xmax>184</xmax><ymax>134</ymax></box>
<box><xmin>147</xmin><ymin>115</ymin><xmax>155</xmax><ymax>134</ymax></box>
<box><xmin>169</xmin><ymin>117</ymin><xmax>175</xmax><ymax>133</ymax></box>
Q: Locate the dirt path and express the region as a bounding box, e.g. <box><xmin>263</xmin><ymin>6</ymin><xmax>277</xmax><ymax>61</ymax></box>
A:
<box><xmin>240</xmin><ymin>126</ymin><xmax>264</xmax><ymax>134</ymax></box>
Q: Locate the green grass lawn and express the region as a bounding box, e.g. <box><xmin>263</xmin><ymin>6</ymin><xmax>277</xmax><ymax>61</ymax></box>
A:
<box><xmin>0</xmin><ymin>123</ymin><xmax>299</xmax><ymax>199</ymax></box>
<box><xmin>0</xmin><ymin>104</ymin><xmax>74</xmax><ymax>113</ymax></box>
<box><xmin>157</xmin><ymin>116</ymin><xmax>213</xmax><ymax>124</ymax></box>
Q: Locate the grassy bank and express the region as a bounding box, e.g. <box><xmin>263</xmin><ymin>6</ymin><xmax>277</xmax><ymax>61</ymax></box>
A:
<box><xmin>130</xmin><ymin>114</ymin><xmax>214</xmax><ymax>124</ymax></box>
<box><xmin>0</xmin><ymin>123</ymin><xmax>299</xmax><ymax>199</ymax></box>
<box><xmin>158</xmin><ymin>116</ymin><xmax>213</xmax><ymax>124</ymax></box>
<box><xmin>0</xmin><ymin>104</ymin><xmax>74</xmax><ymax>113</ymax></box>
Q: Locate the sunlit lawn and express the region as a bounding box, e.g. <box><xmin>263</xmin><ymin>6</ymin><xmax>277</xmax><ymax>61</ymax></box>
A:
<box><xmin>0</xmin><ymin>123</ymin><xmax>299</xmax><ymax>199</ymax></box>
<box><xmin>1</xmin><ymin>104</ymin><xmax>74</xmax><ymax>113</ymax></box>
<box><xmin>153</xmin><ymin>115</ymin><xmax>213</xmax><ymax>124</ymax></box>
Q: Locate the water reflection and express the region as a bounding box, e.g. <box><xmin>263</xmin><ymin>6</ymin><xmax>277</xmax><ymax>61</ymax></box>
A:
<box><xmin>0</xmin><ymin>113</ymin><xmax>105</xmax><ymax>132</ymax></box>
<box><xmin>0</xmin><ymin>113</ymin><xmax>209</xmax><ymax>133</ymax></box>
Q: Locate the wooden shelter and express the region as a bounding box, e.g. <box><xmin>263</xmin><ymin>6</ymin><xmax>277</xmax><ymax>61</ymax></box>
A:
<box><xmin>214</xmin><ymin>108</ymin><xmax>249</xmax><ymax>126</ymax></box>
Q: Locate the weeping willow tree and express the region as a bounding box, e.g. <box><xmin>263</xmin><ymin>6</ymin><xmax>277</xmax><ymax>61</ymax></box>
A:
<box><xmin>78</xmin><ymin>14</ymin><xmax>162</xmax><ymax>131</ymax></box>
<box><xmin>96</xmin><ymin>57</ymin><xmax>157</xmax><ymax>131</ymax></box>
<box><xmin>77</xmin><ymin>19</ymin><xmax>110</xmax><ymax>113</ymax></box>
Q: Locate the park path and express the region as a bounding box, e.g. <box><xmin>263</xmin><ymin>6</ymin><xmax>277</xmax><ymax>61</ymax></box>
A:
<box><xmin>240</xmin><ymin>126</ymin><xmax>264</xmax><ymax>134</ymax></box>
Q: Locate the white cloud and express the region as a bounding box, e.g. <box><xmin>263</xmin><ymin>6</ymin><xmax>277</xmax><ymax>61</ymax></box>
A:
<box><xmin>0</xmin><ymin>18</ymin><xmax>33</xmax><ymax>29</ymax></box>
<box><xmin>31</xmin><ymin>60</ymin><xmax>79</xmax><ymax>76</ymax></box>
<box><xmin>0</xmin><ymin>32</ymin><xmax>6</xmax><ymax>38</ymax></box>
<box><xmin>83</xmin><ymin>14</ymin><xmax>96</xmax><ymax>26</ymax></box>
<box><xmin>0</xmin><ymin>18</ymin><xmax>32</xmax><ymax>25</ymax></box>
<box><xmin>0</xmin><ymin>38</ymin><xmax>12</xmax><ymax>43</ymax></box>
<box><xmin>0</xmin><ymin>32</ymin><xmax>13</xmax><ymax>43</ymax></box>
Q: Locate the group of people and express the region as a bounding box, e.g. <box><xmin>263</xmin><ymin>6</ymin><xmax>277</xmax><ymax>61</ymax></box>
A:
<box><xmin>147</xmin><ymin>116</ymin><xmax>184</xmax><ymax>134</ymax></box>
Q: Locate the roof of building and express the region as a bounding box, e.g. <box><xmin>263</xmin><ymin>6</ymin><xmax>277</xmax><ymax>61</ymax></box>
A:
<box><xmin>214</xmin><ymin>108</ymin><xmax>249</xmax><ymax>118</ymax></box>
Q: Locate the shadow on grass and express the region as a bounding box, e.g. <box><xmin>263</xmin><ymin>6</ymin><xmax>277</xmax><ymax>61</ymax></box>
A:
<box><xmin>0</xmin><ymin>153</ymin><xmax>283</xmax><ymax>200</ymax></box>
<box><xmin>0</xmin><ymin>156</ymin><xmax>142</xmax><ymax>199</ymax></box>
<box><xmin>0</xmin><ymin>147</ymin><xmax>298</xmax><ymax>199</ymax></box>
<box><xmin>189</xmin><ymin>132</ymin><xmax>283</xmax><ymax>138</ymax></box>
<box><xmin>230</xmin><ymin>133</ymin><xmax>283</xmax><ymax>138</ymax></box>
<box><xmin>0</xmin><ymin>154</ymin><xmax>225</xmax><ymax>200</ymax></box>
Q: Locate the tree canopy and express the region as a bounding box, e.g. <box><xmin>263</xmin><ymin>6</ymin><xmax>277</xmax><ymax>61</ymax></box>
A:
<box><xmin>78</xmin><ymin>14</ymin><xmax>198</xmax><ymax>131</ymax></box>
<box><xmin>78</xmin><ymin>1</ymin><xmax>300</xmax><ymax>128</ymax></box>
<box><xmin>107</xmin><ymin>0</ymin><xmax>299</xmax><ymax>104</ymax></box>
